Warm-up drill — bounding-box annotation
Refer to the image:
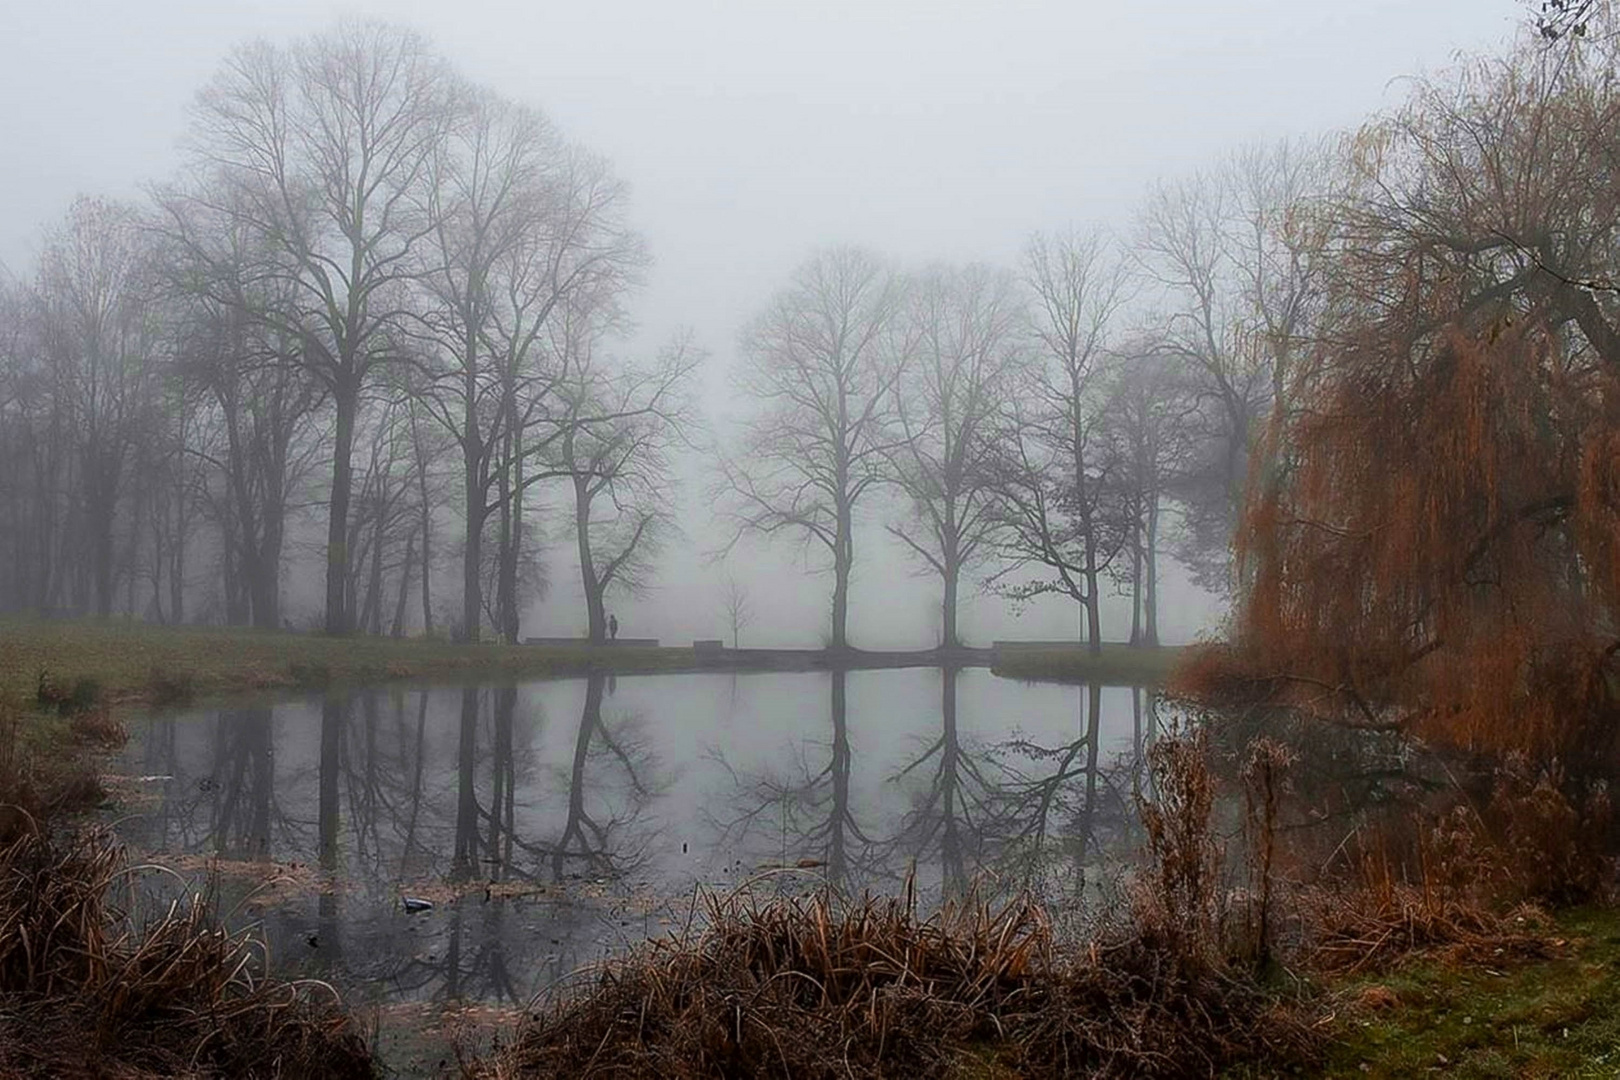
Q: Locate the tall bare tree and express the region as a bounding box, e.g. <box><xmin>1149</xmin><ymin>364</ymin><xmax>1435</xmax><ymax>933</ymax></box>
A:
<box><xmin>552</xmin><ymin>332</ymin><xmax>699</xmax><ymax>644</ymax></box>
<box><xmin>1134</xmin><ymin>138</ymin><xmax>1335</xmax><ymax>588</ymax></box>
<box><xmin>989</xmin><ymin>229</ymin><xmax>1131</xmax><ymax>653</ymax></box>
<box><xmin>35</xmin><ymin>197</ymin><xmax>166</xmax><ymax>615</ymax></box>
<box><xmin>172</xmin><ymin>22</ymin><xmax>455</xmax><ymax>633</ymax></box>
<box><xmin>721</xmin><ymin>247</ymin><xmax>908</xmax><ymax>650</ymax></box>
<box><xmin>888</xmin><ymin>263</ymin><xmax>1025</xmax><ymax>648</ymax></box>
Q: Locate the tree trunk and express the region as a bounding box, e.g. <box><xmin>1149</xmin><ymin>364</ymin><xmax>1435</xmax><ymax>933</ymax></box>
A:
<box><xmin>499</xmin><ymin>426</ymin><xmax>524</xmax><ymax>644</ymax></box>
<box><xmin>575</xmin><ymin>474</ymin><xmax>606</xmax><ymax>644</ymax></box>
<box><xmin>418</xmin><ymin>466</ymin><xmax>434</xmax><ymax>637</ymax></box>
<box><xmin>252</xmin><ymin>503</ymin><xmax>283</xmax><ymax>630</ymax></box>
<box><xmin>169</xmin><ymin>497</ymin><xmax>186</xmax><ymax>625</ymax></box>
<box><xmin>364</xmin><ymin>515</ymin><xmax>386</xmax><ymax>635</ymax></box>
<box><xmin>1085</xmin><ymin>584</ymin><xmax>1103</xmax><ymax>656</ymax></box>
<box><xmin>941</xmin><ymin>561</ymin><xmax>959</xmax><ymax>649</ymax></box>
<box><xmin>831</xmin><ymin>501</ymin><xmax>853</xmax><ymax>650</ymax></box>
<box><xmin>1144</xmin><ymin>493</ymin><xmax>1160</xmax><ymax>647</ymax></box>
<box><xmin>325</xmin><ymin>385</ymin><xmax>358</xmax><ymax>635</ymax></box>
<box><xmin>91</xmin><ymin>495</ymin><xmax>115</xmax><ymax>617</ymax></box>
<box><xmin>462</xmin><ymin>451</ymin><xmax>484</xmax><ymax>644</ymax></box>
<box><xmin>391</xmin><ymin>531</ymin><xmax>415</xmax><ymax>638</ymax></box>
<box><xmin>419</xmin><ymin>512</ymin><xmax>434</xmax><ymax>636</ymax></box>
<box><xmin>1129</xmin><ymin>520</ymin><xmax>1143</xmax><ymax>646</ymax></box>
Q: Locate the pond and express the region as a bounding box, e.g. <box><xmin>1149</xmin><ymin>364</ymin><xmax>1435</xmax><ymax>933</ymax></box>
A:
<box><xmin>114</xmin><ymin>668</ymin><xmax>1164</xmax><ymax>1066</ymax></box>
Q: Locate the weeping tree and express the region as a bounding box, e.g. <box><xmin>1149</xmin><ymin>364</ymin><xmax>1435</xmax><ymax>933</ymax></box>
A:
<box><xmin>1207</xmin><ymin>21</ymin><xmax>1620</xmax><ymax>765</ymax></box>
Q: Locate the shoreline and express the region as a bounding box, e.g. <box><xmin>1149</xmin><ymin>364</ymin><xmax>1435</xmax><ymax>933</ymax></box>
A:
<box><xmin>0</xmin><ymin>617</ymin><xmax>1182</xmax><ymax>712</ymax></box>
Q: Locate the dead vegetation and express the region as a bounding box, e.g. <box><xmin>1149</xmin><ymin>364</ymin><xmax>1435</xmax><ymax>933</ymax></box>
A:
<box><xmin>0</xmin><ymin>824</ymin><xmax>376</xmax><ymax>1078</ymax></box>
<box><xmin>0</xmin><ymin>702</ymin><xmax>122</xmax><ymax>843</ymax></box>
<box><xmin>471</xmin><ymin>880</ymin><xmax>1315</xmax><ymax>1079</ymax></box>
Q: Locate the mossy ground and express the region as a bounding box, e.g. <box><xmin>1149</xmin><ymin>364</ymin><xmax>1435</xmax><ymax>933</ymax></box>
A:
<box><xmin>1310</xmin><ymin>907</ymin><xmax>1620</xmax><ymax>1078</ymax></box>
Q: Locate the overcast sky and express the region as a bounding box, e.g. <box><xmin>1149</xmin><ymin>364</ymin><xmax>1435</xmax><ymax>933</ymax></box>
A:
<box><xmin>2</xmin><ymin>0</ymin><xmax>1528</xmax><ymax>646</ymax></box>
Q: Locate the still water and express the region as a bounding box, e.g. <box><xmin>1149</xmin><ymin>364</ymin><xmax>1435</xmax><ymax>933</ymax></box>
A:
<box><xmin>116</xmin><ymin>669</ymin><xmax>1160</xmax><ymax>1031</ymax></box>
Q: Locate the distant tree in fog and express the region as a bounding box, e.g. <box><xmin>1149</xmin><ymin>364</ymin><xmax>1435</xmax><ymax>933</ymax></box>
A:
<box><xmin>34</xmin><ymin>197</ymin><xmax>167</xmax><ymax>616</ymax></box>
<box><xmin>988</xmin><ymin>229</ymin><xmax>1131</xmax><ymax>653</ymax></box>
<box><xmin>161</xmin><ymin>204</ymin><xmax>326</xmax><ymax>628</ymax></box>
<box><xmin>887</xmin><ymin>263</ymin><xmax>1026</xmax><ymax>648</ymax></box>
<box><xmin>722</xmin><ymin>574</ymin><xmax>753</xmax><ymax>649</ymax></box>
<box><xmin>1134</xmin><ymin>138</ymin><xmax>1334</xmax><ymax>591</ymax></box>
<box><xmin>1099</xmin><ymin>343</ymin><xmax>1198</xmax><ymax>647</ymax></box>
<box><xmin>720</xmin><ymin>248</ymin><xmax>909</xmax><ymax>650</ymax></box>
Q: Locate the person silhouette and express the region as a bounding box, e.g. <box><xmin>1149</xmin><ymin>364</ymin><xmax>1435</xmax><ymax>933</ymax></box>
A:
<box><xmin>608</xmin><ymin>613</ymin><xmax>619</xmax><ymax>641</ymax></box>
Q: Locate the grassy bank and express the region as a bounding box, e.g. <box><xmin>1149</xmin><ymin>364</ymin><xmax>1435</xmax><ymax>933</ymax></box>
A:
<box><xmin>990</xmin><ymin>642</ymin><xmax>1186</xmax><ymax>685</ymax></box>
<box><xmin>0</xmin><ymin>617</ymin><xmax>701</xmax><ymax>709</ymax></box>
<box><xmin>0</xmin><ymin>620</ymin><xmax>1183</xmax><ymax>713</ymax></box>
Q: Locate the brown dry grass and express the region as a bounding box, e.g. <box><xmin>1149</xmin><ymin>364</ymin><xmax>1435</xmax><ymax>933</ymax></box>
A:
<box><xmin>471</xmin><ymin>878</ymin><xmax>1317</xmax><ymax>1080</ymax></box>
<box><xmin>0</xmin><ymin>703</ymin><xmax>120</xmax><ymax>842</ymax></box>
<box><xmin>0</xmin><ymin>825</ymin><xmax>376</xmax><ymax>1079</ymax></box>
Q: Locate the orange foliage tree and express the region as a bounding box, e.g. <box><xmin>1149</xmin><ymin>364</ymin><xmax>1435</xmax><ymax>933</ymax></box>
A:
<box><xmin>1201</xmin><ymin>24</ymin><xmax>1620</xmax><ymax>764</ymax></box>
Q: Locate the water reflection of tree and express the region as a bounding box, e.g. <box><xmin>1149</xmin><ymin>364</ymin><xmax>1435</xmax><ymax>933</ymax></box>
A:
<box><xmin>546</xmin><ymin>672</ymin><xmax>663</xmax><ymax>881</ymax></box>
<box><xmin>710</xmin><ymin>670</ymin><xmax>877</xmax><ymax>888</ymax></box>
<box><xmin>207</xmin><ymin>706</ymin><xmax>276</xmax><ymax>858</ymax></box>
<box><xmin>983</xmin><ymin>684</ymin><xmax>1153</xmax><ymax>897</ymax></box>
<box><xmin>886</xmin><ymin>666</ymin><xmax>1000</xmax><ymax>900</ymax></box>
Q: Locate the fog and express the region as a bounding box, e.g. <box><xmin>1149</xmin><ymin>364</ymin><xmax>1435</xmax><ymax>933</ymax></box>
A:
<box><xmin>0</xmin><ymin>0</ymin><xmax>1527</xmax><ymax>647</ymax></box>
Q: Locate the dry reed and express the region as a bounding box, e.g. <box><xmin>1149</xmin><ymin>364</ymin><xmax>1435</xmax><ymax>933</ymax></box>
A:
<box><xmin>0</xmin><ymin>825</ymin><xmax>375</xmax><ymax>1078</ymax></box>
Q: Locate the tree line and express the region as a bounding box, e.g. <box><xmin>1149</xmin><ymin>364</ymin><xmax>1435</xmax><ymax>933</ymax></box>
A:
<box><xmin>0</xmin><ymin>19</ymin><xmax>1357</xmax><ymax>649</ymax></box>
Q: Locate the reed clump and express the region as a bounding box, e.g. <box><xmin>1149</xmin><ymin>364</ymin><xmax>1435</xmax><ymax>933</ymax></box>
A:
<box><xmin>472</xmin><ymin>882</ymin><xmax>1314</xmax><ymax>1080</ymax></box>
<box><xmin>0</xmin><ymin>825</ymin><xmax>375</xmax><ymax>1079</ymax></box>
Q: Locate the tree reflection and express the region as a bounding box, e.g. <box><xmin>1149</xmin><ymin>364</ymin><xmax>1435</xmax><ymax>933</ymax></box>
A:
<box><xmin>886</xmin><ymin>666</ymin><xmax>999</xmax><ymax>900</ymax></box>
<box><xmin>545</xmin><ymin>672</ymin><xmax>659</xmax><ymax>882</ymax></box>
<box><xmin>709</xmin><ymin>670</ymin><xmax>876</xmax><ymax>889</ymax></box>
<box><xmin>983</xmin><ymin>683</ymin><xmax>1149</xmax><ymax>899</ymax></box>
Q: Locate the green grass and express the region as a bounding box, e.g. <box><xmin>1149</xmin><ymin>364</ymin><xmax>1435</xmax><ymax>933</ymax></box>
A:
<box><xmin>0</xmin><ymin>616</ymin><xmax>698</xmax><ymax>709</ymax></box>
<box><xmin>990</xmin><ymin>642</ymin><xmax>1186</xmax><ymax>686</ymax></box>
<box><xmin>1313</xmin><ymin>907</ymin><xmax>1620</xmax><ymax>1078</ymax></box>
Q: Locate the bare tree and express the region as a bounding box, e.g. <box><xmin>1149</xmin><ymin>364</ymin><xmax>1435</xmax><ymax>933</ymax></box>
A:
<box><xmin>988</xmin><ymin>229</ymin><xmax>1131</xmax><ymax>653</ymax></box>
<box><xmin>551</xmin><ymin>332</ymin><xmax>700</xmax><ymax>644</ymax></box>
<box><xmin>416</xmin><ymin>89</ymin><xmax>634</xmax><ymax>643</ymax></box>
<box><xmin>1100</xmin><ymin>344</ymin><xmax>1198</xmax><ymax>646</ymax></box>
<box><xmin>721</xmin><ymin>247</ymin><xmax>909</xmax><ymax>651</ymax></box>
<box><xmin>164</xmin><ymin>207</ymin><xmax>326</xmax><ymax>628</ymax></box>
<box><xmin>722</xmin><ymin>574</ymin><xmax>753</xmax><ymax>649</ymax></box>
<box><xmin>35</xmin><ymin>197</ymin><xmax>166</xmax><ymax>615</ymax></box>
<box><xmin>888</xmin><ymin>263</ymin><xmax>1025</xmax><ymax>648</ymax></box>
<box><xmin>172</xmin><ymin>22</ymin><xmax>455</xmax><ymax>633</ymax></box>
<box><xmin>1134</xmin><ymin>138</ymin><xmax>1335</xmax><ymax>588</ymax></box>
